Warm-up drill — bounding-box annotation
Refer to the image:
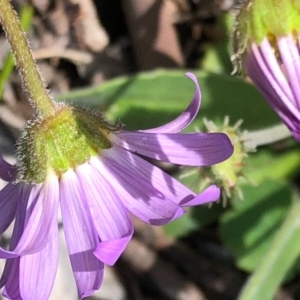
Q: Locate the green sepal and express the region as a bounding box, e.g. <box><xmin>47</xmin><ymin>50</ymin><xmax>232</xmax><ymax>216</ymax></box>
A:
<box><xmin>232</xmin><ymin>0</ymin><xmax>300</xmax><ymax>72</ymax></box>
<box><xmin>16</xmin><ymin>104</ymin><xmax>121</xmax><ymax>183</ymax></box>
<box><xmin>237</xmin><ymin>0</ymin><xmax>300</xmax><ymax>43</ymax></box>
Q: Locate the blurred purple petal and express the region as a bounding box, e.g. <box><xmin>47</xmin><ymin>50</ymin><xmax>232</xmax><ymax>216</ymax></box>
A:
<box><xmin>112</xmin><ymin>131</ymin><xmax>233</xmax><ymax>166</ymax></box>
<box><xmin>76</xmin><ymin>163</ymin><xmax>133</xmax><ymax>265</ymax></box>
<box><xmin>90</xmin><ymin>154</ymin><xmax>186</xmax><ymax>225</ymax></box>
<box><xmin>0</xmin><ymin>156</ymin><xmax>15</xmax><ymax>181</ymax></box>
<box><xmin>141</xmin><ymin>73</ymin><xmax>201</xmax><ymax>133</ymax></box>
<box><xmin>1</xmin><ymin>258</ymin><xmax>21</xmax><ymax>299</ymax></box>
<box><xmin>60</xmin><ymin>169</ymin><xmax>103</xmax><ymax>299</ymax></box>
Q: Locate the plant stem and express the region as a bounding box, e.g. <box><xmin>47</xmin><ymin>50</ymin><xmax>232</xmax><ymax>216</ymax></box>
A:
<box><xmin>243</xmin><ymin>124</ymin><xmax>291</xmax><ymax>148</ymax></box>
<box><xmin>0</xmin><ymin>2</ymin><xmax>34</xmax><ymax>100</ymax></box>
<box><xmin>0</xmin><ymin>0</ymin><xmax>56</xmax><ymax>116</ymax></box>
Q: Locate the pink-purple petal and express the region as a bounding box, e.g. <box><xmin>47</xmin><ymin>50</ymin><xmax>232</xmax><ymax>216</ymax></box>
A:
<box><xmin>60</xmin><ymin>169</ymin><xmax>104</xmax><ymax>299</ymax></box>
<box><xmin>112</xmin><ymin>131</ymin><xmax>233</xmax><ymax>166</ymax></box>
<box><xmin>75</xmin><ymin>163</ymin><xmax>133</xmax><ymax>266</ymax></box>
<box><xmin>140</xmin><ymin>72</ymin><xmax>201</xmax><ymax>133</ymax></box>
<box><xmin>90</xmin><ymin>154</ymin><xmax>186</xmax><ymax>225</ymax></box>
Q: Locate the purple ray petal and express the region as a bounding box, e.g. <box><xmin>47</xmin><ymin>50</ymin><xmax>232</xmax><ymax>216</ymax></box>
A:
<box><xmin>180</xmin><ymin>185</ymin><xmax>220</xmax><ymax>206</ymax></box>
<box><xmin>0</xmin><ymin>176</ymin><xmax>59</xmax><ymax>258</ymax></box>
<box><xmin>247</xmin><ymin>42</ymin><xmax>300</xmax><ymax>119</ymax></box>
<box><xmin>60</xmin><ymin>169</ymin><xmax>104</xmax><ymax>299</ymax></box>
<box><xmin>140</xmin><ymin>73</ymin><xmax>201</xmax><ymax>133</ymax></box>
<box><xmin>19</xmin><ymin>229</ymin><xmax>58</xmax><ymax>300</ymax></box>
<box><xmin>13</xmin><ymin>174</ymin><xmax>59</xmax><ymax>254</ymax></box>
<box><xmin>5</xmin><ymin>227</ymin><xmax>59</xmax><ymax>300</ymax></box>
<box><xmin>76</xmin><ymin>163</ymin><xmax>134</xmax><ymax>266</ymax></box>
<box><xmin>112</xmin><ymin>131</ymin><xmax>233</xmax><ymax>166</ymax></box>
<box><xmin>0</xmin><ymin>182</ymin><xmax>20</xmax><ymax>235</ymax></box>
<box><xmin>1</xmin><ymin>258</ymin><xmax>21</xmax><ymax>299</ymax></box>
<box><xmin>94</xmin><ymin>237</ymin><xmax>132</xmax><ymax>266</ymax></box>
<box><xmin>90</xmin><ymin>151</ymin><xmax>187</xmax><ymax>225</ymax></box>
<box><xmin>0</xmin><ymin>184</ymin><xmax>32</xmax><ymax>259</ymax></box>
<box><xmin>1</xmin><ymin>231</ymin><xmax>58</xmax><ymax>300</ymax></box>
<box><xmin>277</xmin><ymin>35</ymin><xmax>300</xmax><ymax>108</ymax></box>
<box><xmin>0</xmin><ymin>156</ymin><xmax>15</xmax><ymax>181</ymax></box>
<box><xmin>245</xmin><ymin>43</ymin><xmax>300</xmax><ymax>133</ymax></box>
<box><xmin>245</xmin><ymin>48</ymin><xmax>297</xmax><ymax>130</ymax></box>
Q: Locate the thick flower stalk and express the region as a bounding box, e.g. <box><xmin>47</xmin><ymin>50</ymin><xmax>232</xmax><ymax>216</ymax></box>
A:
<box><xmin>232</xmin><ymin>0</ymin><xmax>300</xmax><ymax>141</ymax></box>
<box><xmin>0</xmin><ymin>73</ymin><xmax>233</xmax><ymax>300</ymax></box>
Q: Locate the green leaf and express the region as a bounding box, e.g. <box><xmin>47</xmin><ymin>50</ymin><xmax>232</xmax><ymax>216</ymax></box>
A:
<box><xmin>57</xmin><ymin>70</ymin><xmax>280</xmax><ymax>131</ymax></box>
<box><xmin>191</xmin><ymin>203</ymin><xmax>225</xmax><ymax>227</ymax></box>
<box><xmin>238</xmin><ymin>193</ymin><xmax>300</xmax><ymax>300</ymax></box>
<box><xmin>220</xmin><ymin>180</ymin><xmax>293</xmax><ymax>272</ymax></box>
<box><xmin>245</xmin><ymin>149</ymin><xmax>300</xmax><ymax>184</ymax></box>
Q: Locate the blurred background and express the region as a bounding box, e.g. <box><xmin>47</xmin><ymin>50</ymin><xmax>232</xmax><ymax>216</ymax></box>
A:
<box><xmin>1</xmin><ymin>1</ymin><xmax>300</xmax><ymax>300</ymax></box>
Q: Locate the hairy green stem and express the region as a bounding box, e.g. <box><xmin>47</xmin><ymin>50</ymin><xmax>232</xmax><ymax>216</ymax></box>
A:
<box><xmin>0</xmin><ymin>2</ymin><xmax>34</xmax><ymax>100</ymax></box>
<box><xmin>0</xmin><ymin>0</ymin><xmax>56</xmax><ymax>116</ymax></box>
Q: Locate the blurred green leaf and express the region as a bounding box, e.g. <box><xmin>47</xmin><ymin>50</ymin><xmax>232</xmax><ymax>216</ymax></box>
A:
<box><xmin>220</xmin><ymin>180</ymin><xmax>293</xmax><ymax>272</ymax></box>
<box><xmin>191</xmin><ymin>203</ymin><xmax>225</xmax><ymax>227</ymax></box>
<box><xmin>245</xmin><ymin>149</ymin><xmax>300</xmax><ymax>184</ymax></box>
<box><xmin>202</xmin><ymin>14</ymin><xmax>233</xmax><ymax>74</ymax></box>
<box><xmin>202</xmin><ymin>41</ymin><xmax>232</xmax><ymax>74</ymax></box>
<box><xmin>238</xmin><ymin>193</ymin><xmax>300</xmax><ymax>300</ymax></box>
<box><xmin>163</xmin><ymin>212</ymin><xmax>198</xmax><ymax>237</ymax></box>
<box><xmin>57</xmin><ymin>70</ymin><xmax>280</xmax><ymax>131</ymax></box>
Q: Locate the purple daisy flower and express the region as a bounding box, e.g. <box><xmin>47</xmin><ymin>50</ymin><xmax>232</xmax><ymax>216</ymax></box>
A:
<box><xmin>0</xmin><ymin>73</ymin><xmax>233</xmax><ymax>300</ymax></box>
